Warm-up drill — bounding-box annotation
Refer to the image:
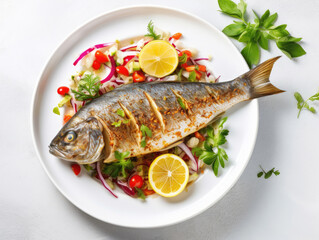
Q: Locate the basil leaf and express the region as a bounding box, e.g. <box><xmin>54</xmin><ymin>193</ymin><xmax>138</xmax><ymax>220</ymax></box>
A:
<box><xmin>222</xmin><ymin>22</ymin><xmax>246</xmax><ymax>37</ymax></box>
<box><xmin>258</xmin><ymin>32</ymin><xmax>269</xmax><ymax>50</ymax></box>
<box><xmin>265</xmin><ymin>170</ymin><xmax>273</xmax><ymax>179</ymax></box>
<box><xmin>294</xmin><ymin>92</ymin><xmax>304</xmax><ymax>109</ymax></box>
<box><xmin>237</xmin><ymin>0</ymin><xmax>247</xmax><ymax>18</ymax></box>
<box><xmin>276</xmin><ymin>41</ymin><xmax>306</xmax><ymax>58</ymax></box>
<box><xmin>257</xmin><ymin>172</ymin><xmax>263</xmax><ymax>178</ymax></box>
<box><xmin>218</xmin><ymin>0</ymin><xmax>242</xmax><ymax>19</ymax></box>
<box><xmin>241</xmin><ymin>41</ymin><xmax>260</xmax><ymax>68</ymax></box>
<box><xmin>260</xmin><ymin>9</ymin><xmax>270</xmax><ymax>26</ymax></box>
<box><xmin>200</xmin><ymin>151</ymin><xmax>217</xmax><ymax>165</ymax></box>
<box><xmin>278</xmin><ymin>36</ymin><xmax>302</xmax><ymax>43</ymax></box>
<box><xmin>213</xmin><ymin>158</ymin><xmax>220</xmax><ymax>176</ymax></box>
<box><xmin>263</xmin><ymin>12</ymin><xmax>278</xmax><ymax>28</ymax></box>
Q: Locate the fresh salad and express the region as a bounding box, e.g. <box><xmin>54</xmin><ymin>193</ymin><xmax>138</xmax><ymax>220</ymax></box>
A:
<box><xmin>53</xmin><ymin>21</ymin><xmax>229</xmax><ymax>200</ymax></box>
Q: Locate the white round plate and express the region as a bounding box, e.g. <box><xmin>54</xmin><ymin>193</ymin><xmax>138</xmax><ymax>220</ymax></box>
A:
<box><xmin>31</xmin><ymin>5</ymin><xmax>257</xmax><ymax>228</ymax></box>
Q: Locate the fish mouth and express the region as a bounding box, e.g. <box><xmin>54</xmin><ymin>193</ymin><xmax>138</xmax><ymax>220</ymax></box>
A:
<box><xmin>49</xmin><ymin>144</ymin><xmax>68</xmax><ymax>160</ymax></box>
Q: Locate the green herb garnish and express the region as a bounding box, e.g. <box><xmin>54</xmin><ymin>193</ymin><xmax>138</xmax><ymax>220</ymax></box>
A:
<box><xmin>188</xmin><ymin>71</ymin><xmax>196</xmax><ymax>82</ymax></box>
<box><xmin>102</xmin><ymin>151</ymin><xmax>133</xmax><ymax>178</ymax></box>
<box><xmin>112</xmin><ymin>120</ymin><xmax>122</xmax><ymax>127</ymax></box>
<box><xmin>116</xmin><ymin>108</ymin><xmax>125</xmax><ymax>117</ymax></box>
<box><xmin>257</xmin><ymin>165</ymin><xmax>280</xmax><ymax>179</ymax></box>
<box><xmin>58</xmin><ymin>94</ymin><xmax>72</xmax><ymax>108</ymax></box>
<box><xmin>294</xmin><ymin>91</ymin><xmax>319</xmax><ymax>118</ymax></box>
<box><xmin>177</xmin><ymin>97</ymin><xmax>186</xmax><ymax>110</ymax></box>
<box><xmin>179</xmin><ymin>53</ymin><xmax>188</xmax><ymax>64</ymax></box>
<box><xmin>71</xmin><ymin>74</ymin><xmax>101</xmax><ymax>101</ymax></box>
<box><xmin>218</xmin><ymin>0</ymin><xmax>306</xmax><ymax>68</ymax></box>
<box><xmin>135</xmin><ymin>187</ymin><xmax>146</xmax><ymax>200</ymax></box>
<box><xmin>145</xmin><ymin>20</ymin><xmax>161</xmax><ymax>40</ymax></box>
<box><xmin>140</xmin><ymin>124</ymin><xmax>152</xmax><ymax>148</ymax></box>
<box><xmin>192</xmin><ymin>117</ymin><xmax>229</xmax><ymax>176</ymax></box>
<box><xmin>53</xmin><ymin>106</ymin><xmax>60</xmax><ymax>115</ymax></box>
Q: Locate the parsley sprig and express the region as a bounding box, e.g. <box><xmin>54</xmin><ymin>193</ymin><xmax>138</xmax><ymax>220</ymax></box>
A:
<box><xmin>140</xmin><ymin>124</ymin><xmax>152</xmax><ymax>148</ymax></box>
<box><xmin>135</xmin><ymin>187</ymin><xmax>146</xmax><ymax>200</ymax></box>
<box><xmin>145</xmin><ymin>20</ymin><xmax>161</xmax><ymax>40</ymax></box>
<box><xmin>192</xmin><ymin>117</ymin><xmax>229</xmax><ymax>176</ymax></box>
<box><xmin>102</xmin><ymin>151</ymin><xmax>133</xmax><ymax>178</ymax></box>
<box><xmin>294</xmin><ymin>90</ymin><xmax>319</xmax><ymax>118</ymax></box>
<box><xmin>218</xmin><ymin>0</ymin><xmax>306</xmax><ymax>68</ymax></box>
<box><xmin>257</xmin><ymin>165</ymin><xmax>280</xmax><ymax>179</ymax></box>
<box><xmin>72</xmin><ymin>74</ymin><xmax>101</xmax><ymax>101</ymax></box>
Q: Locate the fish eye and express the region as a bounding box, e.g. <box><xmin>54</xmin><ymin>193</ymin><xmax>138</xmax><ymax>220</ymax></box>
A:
<box><xmin>64</xmin><ymin>131</ymin><xmax>77</xmax><ymax>143</ymax></box>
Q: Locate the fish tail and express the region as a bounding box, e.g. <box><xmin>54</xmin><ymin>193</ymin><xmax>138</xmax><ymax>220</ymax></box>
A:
<box><xmin>244</xmin><ymin>56</ymin><xmax>285</xmax><ymax>98</ymax></box>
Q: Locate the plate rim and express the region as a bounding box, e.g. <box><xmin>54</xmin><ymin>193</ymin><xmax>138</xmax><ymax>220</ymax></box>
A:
<box><xmin>30</xmin><ymin>4</ymin><xmax>259</xmax><ymax>228</ymax></box>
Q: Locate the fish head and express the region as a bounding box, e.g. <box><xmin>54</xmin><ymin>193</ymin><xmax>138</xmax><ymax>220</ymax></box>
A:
<box><xmin>49</xmin><ymin>116</ymin><xmax>105</xmax><ymax>164</ymax></box>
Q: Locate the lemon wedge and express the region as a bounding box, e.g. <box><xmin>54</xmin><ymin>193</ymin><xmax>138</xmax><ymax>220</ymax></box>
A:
<box><xmin>139</xmin><ymin>40</ymin><xmax>179</xmax><ymax>78</ymax></box>
<box><xmin>148</xmin><ymin>154</ymin><xmax>189</xmax><ymax>198</ymax></box>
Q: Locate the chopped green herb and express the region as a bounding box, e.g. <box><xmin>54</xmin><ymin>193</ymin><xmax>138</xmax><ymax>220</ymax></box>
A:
<box><xmin>71</xmin><ymin>74</ymin><xmax>101</xmax><ymax>101</ymax></box>
<box><xmin>123</xmin><ymin>119</ymin><xmax>130</xmax><ymax>124</ymax></box>
<box><xmin>294</xmin><ymin>90</ymin><xmax>319</xmax><ymax>118</ymax></box>
<box><xmin>257</xmin><ymin>165</ymin><xmax>280</xmax><ymax>179</ymax></box>
<box><xmin>112</xmin><ymin>120</ymin><xmax>122</xmax><ymax>127</ymax></box>
<box><xmin>145</xmin><ymin>20</ymin><xmax>161</xmax><ymax>40</ymax></box>
<box><xmin>177</xmin><ymin>97</ymin><xmax>186</xmax><ymax>110</ymax></box>
<box><xmin>218</xmin><ymin>0</ymin><xmax>306</xmax><ymax>68</ymax></box>
<box><xmin>179</xmin><ymin>53</ymin><xmax>188</xmax><ymax>64</ymax></box>
<box><xmin>140</xmin><ymin>124</ymin><xmax>152</xmax><ymax>147</ymax></box>
<box><xmin>135</xmin><ymin>187</ymin><xmax>146</xmax><ymax>200</ymax></box>
<box><xmin>192</xmin><ymin>117</ymin><xmax>229</xmax><ymax>176</ymax></box>
<box><xmin>177</xmin><ymin>68</ymin><xmax>183</xmax><ymax>81</ymax></box>
<box><xmin>53</xmin><ymin>106</ymin><xmax>60</xmax><ymax>115</ymax></box>
<box><xmin>116</xmin><ymin>108</ymin><xmax>125</xmax><ymax>117</ymax></box>
<box><xmin>188</xmin><ymin>71</ymin><xmax>196</xmax><ymax>82</ymax></box>
<box><xmin>103</xmin><ymin>151</ymin><xmax>133</xmax><ymax>178</ymax></box>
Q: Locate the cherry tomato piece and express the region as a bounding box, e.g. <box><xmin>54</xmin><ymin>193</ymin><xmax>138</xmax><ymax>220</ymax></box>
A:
<box><xmin>182</xmin><ymin>50</ymin><xmax>192</xmax><ymax>58</ymax></box>
<box><xmin>171</xmin><ymin>32</ymin><xmax>182</xmax><ymax>40</ymax></box>
<box><xmin>198</xmin><ymin>65</ymin><xmax>206</xmax><ymax>72</ymax></box>
<box><xmin>57</xmin><ymin>86</ymin><xmax>69</xmax><ymax>95</ymax></box>
<box><xmin>92</xmin><ymin>60</ymin><xmax>101</xmax><ymax>70</ymax></box>
<box><xmin>116</xmin><ymin>66</ymin><xmax>129</xmax><ymax>76</ymax></box>
<box><xmin>63</xmin><ymin>114</ymin><xmax>72</xmax><ymax>124</ymax></box>
<box><xmin>181</xmin><ymin>63</ymin><xmax>188</xmax><ymax>68</ymax></box>
<box><xmin>129</xmin><ymin>175</ymin><xmax>144</xmax><ymax>188</ymax></box>
<box><xmin>71</xmin><ymin>163</ymin><xmax>81</xmax><ymax>176</ymax></box>
<box><xmin>95</xmin><ymin>50</ymin><xmax>109</xmax><ymax>63</ymax></box>
<box><xmin>194</xmin><ymin>131</ymin><xmax>205</xmax><ymax>142</ymax></box>
<box><xmin>185</xmin><ymin>65</ymin><xmax>196</xmax><ymax>72</ymax></box>
<box><xmin>143</xmin><ymin>189</ymin><xmax>155</xmax><ymax>196</ymax></box>
<box><xmin>132</xmin><ymin>71</ymin><xmax>146</xmax><ymax>82</ymax></box>
<box><xmin>195</xmin><ymin>70</ymin><xmax>202</xmax><ymax>80</ymax></box>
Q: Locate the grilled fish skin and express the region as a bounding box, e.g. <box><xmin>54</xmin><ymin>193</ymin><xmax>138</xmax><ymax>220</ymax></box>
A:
<box><xmin>49</xmin><ymin>57</ymin><xmax>283</xmax><ymax>164</ymax></box>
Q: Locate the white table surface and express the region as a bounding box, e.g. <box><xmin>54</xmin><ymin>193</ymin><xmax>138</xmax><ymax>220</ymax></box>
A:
<box><xmin>1</xmin><ymin>0</ymin><xmax>318</xmax><ymax>239</ymax></box>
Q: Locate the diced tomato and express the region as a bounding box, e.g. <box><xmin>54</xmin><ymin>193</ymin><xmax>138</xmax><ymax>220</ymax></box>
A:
<box><xmin>132</xmin><ymin>71</ymin><xmax>145</xmax><ymax>82</ymax></box>
<box><xmin>195</xmin><ymin>70</ymin><xmax>202</xmax><ymax>80</ymax></box>
<box><xmin>181</xmin><ymin>50</ymin><xmax>192</xmax><ymax>58</ymax></box>
<box><xmin>195</xmin><ymin>131</ymin><xmax>205</xmax><ymax>142</ymax></box>
<box><xmin>92</xmin><ymin>60</ymin><xmax>101</xmax><ymax>70</ymax></box>
<box><xmin>95</xmin><ymin>50</ymin><xmax>109</xmax><ymax>63</ymax></box>
<box><xmin>172</xmin><ymin>32</ymin><xmax>182</xmax><ymax>40</ymax></box>
<box><xmin>185</xmin><ymin>65</ymin><xmax>196</xmax><ymax>72</ymax></box>
<box><xmin>178</xmin><ymin>51</ymin><xmax>183</xmax><ymax>57</ymax></box>
<box><xmin>181</xmin><ymin>63</ymin><xmax>188</xmax><ymax>68</ymax></box>
<box><xmin>71</xmin><ymin>163</ymin><xmax>81</xmax><ymax>176</ymax></box>
<box><xmin>143</xmin><ymin>189</ymin><xmax>155</xmax><ymax>196</ymax></box>
<box><xmin>57</xmin><ymin>86</ymin><xmax>69</xmax><ymax>95</ymax></box>
<box><xmin>116</xmin><ymin>66</ymin><xmax>129</xmax><ymax>76</ymax></box>
<box><xmin>129</xmin><ymin>175</ymin><xmax>144</xmax><ymax>188</ymax></box>
<box><xmin>63</xmin><ymin>114</ymin><xmax>72</xmax><ymax>124</ymax></box>
<box><xmin>198</xmin><ymin>65</ymin><xmax>206</xmax><ymax>72</ymax></box>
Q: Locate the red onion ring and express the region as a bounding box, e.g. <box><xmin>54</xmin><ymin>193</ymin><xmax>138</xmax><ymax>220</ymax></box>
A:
<box><xmin>96</xmin><ymin>161</ymin><xmax>118</xmax><ymax>198</ymax></box>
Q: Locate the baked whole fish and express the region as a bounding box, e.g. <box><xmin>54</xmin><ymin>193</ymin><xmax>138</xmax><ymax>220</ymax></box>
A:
<box><xmin>49</xmin><ymin>57</ymin><xmax>284</xmax><ymax>164</ymax></box>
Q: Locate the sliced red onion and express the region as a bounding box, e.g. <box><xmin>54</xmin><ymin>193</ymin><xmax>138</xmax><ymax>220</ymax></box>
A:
<box><xmin>215</xmin><ymin>75</ymin><xmax>221</xmax><ymax>83</ymax></box>
<box><xmin>116</xmin><ymin>180</ymin><xmax>136</xmax><ymax>197</ymax></box>
<box><xmin>73</xmin><ymin>47</ymin><xmax>95</xmax><ymax>66</ymax></box>
<box><xmin>178</xmin><ymin>143</ymin><xmax>198</xmax><ymax>172</ymax></box>
<box><xmin>94</xmin><ymin>42</ymin><xmax>114</xmax><ymax>49</ymax></box>
<box><xmin>120</xmin><ymin>44</ymin><xmax>137</xmax><ymax>51</ymax></box>
<box><xmin>82</xmin><ymin>101</ymin><xmax>86</xmax><ymax>107</ymax></box>
<box><xmin>189</xmin><ymin>57</ymin><xmax>196</xmax><ymax>65</ymax></box>
<box><xmin>194</xmin><ymin>58</ymin><xmax>209</xmax><ymax>62</ymax></box>
<box><xmin>96</xmin><ymin>161</ymin><xmax>118</xmax><ymax>198</ymax></box>
<box><xmin>100</xmin><ymin>55</ymin><xmax>116</xmax><ymax>84</ymax></box>
<box><xmin>70</xmin><ymin>98</ymin><xmax>77</xmax><ymax>113</ymax></box>
<box><xmin>115</xmin><ymin>78</ymin><xmax>124</xmax><ymax>83</ymax></box>
<box><xmin>123</xmin><ymin>55</ymin><xmax>135</xmax><ymax>65</ymax></box>
<box><xmin>207</xmin><ymin>72</ymin><xmax>211</xmax><ymax>77</ymax></box>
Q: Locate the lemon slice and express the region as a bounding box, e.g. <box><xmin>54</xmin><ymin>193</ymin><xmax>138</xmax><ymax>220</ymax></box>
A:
<box><xmin>139</xmin><ymin>40</ymin><xmax>179</xmax><ymax>78</ymax></box>
<box><xmin>148</xmin><ymin>154</ymin><xmax>189</xmax><ymax>197</ymax></box>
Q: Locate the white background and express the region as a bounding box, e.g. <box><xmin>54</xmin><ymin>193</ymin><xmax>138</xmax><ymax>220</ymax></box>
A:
<box><xmin>1</xmin><ymin>0</ymin><xmax>318</xmax><ymax>239</ymax></box>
